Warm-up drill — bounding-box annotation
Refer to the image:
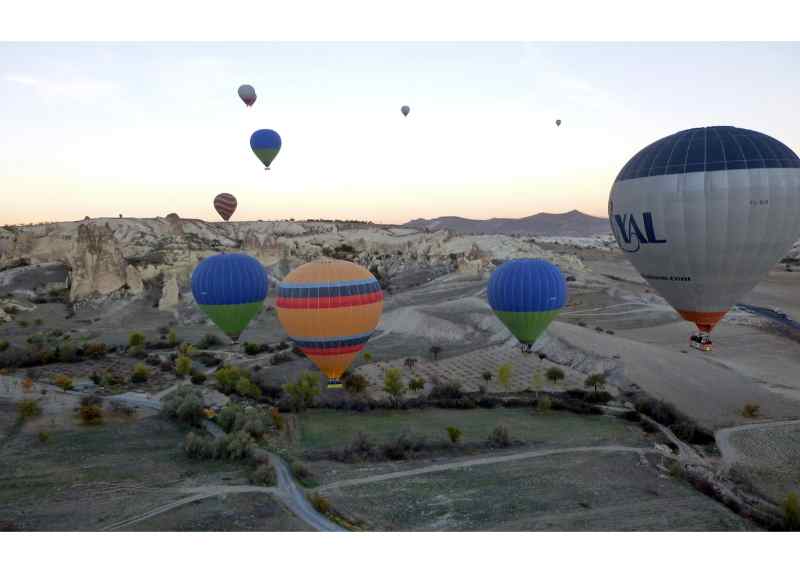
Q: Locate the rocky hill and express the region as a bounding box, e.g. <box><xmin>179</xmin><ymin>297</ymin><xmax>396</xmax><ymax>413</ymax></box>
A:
<box><xmin>404</xmin><ymin>210</ymin><xmax>610</xmax><ymax>236</ymax></box>
<box><xmin>0</xmin><ymin>217</ymin><xmax>585</xmax><ymax>313</ymax></box>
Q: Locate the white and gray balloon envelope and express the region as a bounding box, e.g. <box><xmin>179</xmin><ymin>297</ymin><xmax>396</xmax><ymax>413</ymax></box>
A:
<box><xmin>608</xmin><ymin>126</ymin><xmax>800</xmax><ymax>334</ymax></box>
<box><xmin>238</xmin><ymin>84</ymin><xmax>257</xmax><ymax>106</ymax></box>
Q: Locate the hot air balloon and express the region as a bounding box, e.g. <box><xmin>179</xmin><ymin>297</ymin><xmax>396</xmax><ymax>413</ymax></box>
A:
<box><xmin>213</xmin><ymin>193</ymin><xmax>237</xmax><ymax>221</ymax></box>
<box><xmin>401</xmin><ymin>105</ymin><xmax>410</xmax><ymax>117</ymax></box>
<box><xmin>556</xmin><ymin>119</ymin><xmax>562</xmax><ymax>127</ymax></box>
<box><xmin>276</xmin><ymin>259</ymin><xmax>383</xmax><ymax>387</ymax></box>
<box><xmin>238</xmin><ymin>84</ymin><xmax>257</xmax><ymax>107</ymax></box>
<box><xmin>488</xmin><ymin>259</ymin><xmax>567</xmax><ymax>353</ymax></box>
<box><xmin>609</xmin><ymin>126</ymin><xmax>800</xmax><ymax>350</ymax></box>
<box><xmin>191</xmin><ymin>253</ymin><xmax>268</xmax><ymax>341</ymax></box>
<box><xmin>250</xmin><ymin>129</ymin><xmax>282</xmax><ymax>170</ymax></box>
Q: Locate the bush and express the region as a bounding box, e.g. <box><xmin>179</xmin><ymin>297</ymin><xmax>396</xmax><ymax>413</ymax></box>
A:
<box><xmin>343</xmin><ymin>373</ymin><xmax>369</xmax><ymax>395</ymax></box>
<box><xmin>545</xmin><ymin>367</ymin><xmax>565</xmax><ymax>383</ymax></box>
<box><xmin>429</xmin><ymin>381</ymin><xmax>463</xmax><ymax>400</ymax></box>
<box><xmin>408</xmin><ymin>377</ymin><xmax>425</xmax><ymax>392</ymax></box>
<box><xmin>309</xmin><ymin>493</ymin><xmax>331</xmax><ymax>515</ymax></box>
<box><xmin>235</xmin><ymin>378</ymin><xmax>262</xmax><ymax>400</ymax></box>
<box><xmin>178</xmin><ymin>342</ymin><xmax>195</xmax><ymax>357</ymax></box>
<box><xmin>130</xmin><ymin>363</ymin><xmax>150</xmax><ymax>383</ymax></box>
<box><xmin>446</xmin><ymin>426</ymin><xmax>462</xmax><ymax>444</ymax></box>
<box><xmin>17</xmin><ymin>399</ymin><xmax>42</xmax><ymax>419</ymax></box>
<box><xmin>216</xmin><ymin>404</ymin><xmax>243</xmax><ymax>433</ymax></box>
<box><xmin>481</xmin><ymin>371</ymin><xmax>493</xmax><ymax>383</ymax></box>
<box><xmin>128</xmin><ymin>332</ymin><xmax>145</xmax><ymax>347</ymax></box>
<box><xmin>784</xmin><ymin>493</ymin><xmax>800</xmax><ymax>531</ymax></box>
<box><xmin>37</xmin><ymin>431</ymin><xmax>50</xmax><ymax>443</ymax></box>
<box><xmin>270</xmin><ymin>407</ymin><xmax>284</xmax><ymax>431</ymax></box>
<box><xmin>0</xmin><ymin>341</ymin><xmax>9</xmax><ymax>351</ymax></box>
<box><xmin>741</xmin><ymin>402</ymin><xmax>760</xmax><ymax>418</ymax></box>
<box><xmin>175</xmin><ymin>355</ymin><xmax>193</xmax><ymax>378</ymax></box>
<box><xmin>54</xmin><ymin>374</ymin><xmax>73</xmax><ymax>391</ymax></box>
<box><xmin>488</xmin><ymin>425</ymin><xmax>512</xmax><ymax>448</ymax></box>
<box><xmin>634</xmin><ymin>397</ymin><xmax>679</xmax><ymax>427</ymax></box>
<box><xmin>429</xmin><ymin>345</ymin><xmax>442</xmax><ymax>361</ymax></box>
<box><xmin>497</xmin><ymin>363</ymin><xmax>512</xmax><ymax>388</ymax></box>
<box><xmin>584</xmin><ymin>373</ymin><xmax>607</xmax><ymax>393</ymax></box>
<box><xmin>243</xmin><ymin>342</ymin><xmax>261</xmax><ymax>356</ymax></box>
<box><xmin>585</xmin><ymin>390</ymin><xmax>613</xmax><ymax>404</ymax></box>
<box><xmin>167</xmin><ymin>329</ymin><xmax>178</xmax><ymax>347</ymax></box>
<box><xmin>197</xmin><ymin>333</ymin><xmax>222</xmax><ymax>349</ymax></box>
<box><xmin>190</xmin><ymin>371</ymin><xmax>207</xmax><ymax>385</ymax></box>
<box><xmin>184</xmin><ymin>431</ymin><xmax>255</xmax><ymax>461</ymax></box>
<box><xmin>145</xmin><ymin>354</ymin><xmax>161</xmax><ymax>367</ymax></box>
<box><xmin>276</xmin><ymin>340</ymin><xmax>290</xmax><ymax>351</ymax></box>
<box><xmin>383</xmin><ymin>368</ymin><xmax>406</xmax><ymax>406</ymax></box>
<box><xmin>162</xmin><ymin>386</ymin><xmax>205</xmax><ymax>426</ymax></box>
<box><xmin>82</xmin><ymin>342</ymin><xmax>107</xmax><ymax>358</ymax></box>
<box><xmin>362</xmin><ymin>351</ymin><xmax>372</xmax><ymax>363</ymax></box>
<box><xmin>285</xmin><ymin>372</ymin><xmax>322</xmax><ymax>412</ymax></box>
<box><xmin>290</xmin><ymin>461</ymin><xmax>314</xmax><ymax>485</ymax></box>
<box><xmin>250</xmin><ymin>462</ymin><xmax>276</xmax><ymax>486</ymax></box>
<box><xmin>102</xmin><ymin>370</ymin><xmax>123</xmax><ymax>386</ymax></box>
<box><xmin>269</xmin><ymin>351</ymin><xmax>293</xmax><ymax>365</ymax></box>
<box><xmin>89</xmin><ymin>370</ymin><xmax>102</xmax><ymax>384</ymax></box>
<box><xmin>537</xmin><ymin>395</ymin><xmax>552</xmax><ymax>412</ymax></box>
<box><xmin>79</xmin><ymin>404</ymin><xmax>103</xmax><ymax>425</ymax></box>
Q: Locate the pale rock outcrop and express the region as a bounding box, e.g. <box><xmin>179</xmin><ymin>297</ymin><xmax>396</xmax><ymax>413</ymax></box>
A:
<box><xmin>158</xmin><ymin>273</ymin><xmax>180</xmax><ymax>312</ymax></box>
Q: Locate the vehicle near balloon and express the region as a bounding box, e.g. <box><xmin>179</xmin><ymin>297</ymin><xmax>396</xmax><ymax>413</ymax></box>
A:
<box><xmin>608</xmin><ymin>126</ymin><xmax>800</xmax><ymax>350</ymax></box>
<box><xmin>238</xmin><ymin>84</ymin><xmax>257</xmax><ymax>107</ymax></box>
<box><xmin>401</xmin><ymin>105</ymin><xmax>410</xmax><ymax>117</ymax></box>
<box><xmin>213</xmin><ymin>193</ymin><xmax>237</xmax><ymax>221</ymax></box>
<box><xmin>487</xmin><ymin>259</ymin><xmax>567</xmax><ymax>353</ymax></box>
<box><xmin>191</xmin><ymin>253</ymin><xmax>268</xmax><ymax>342</ymax></box>
<box><xmin>276</xmin><ymin>259</ymin><xmax>384</xmax><ymax>387</ymax></box>
<box><xmin>250</xmin><ymin>129</ymin><xmax>282</xmax><ymax>170</ymax></box>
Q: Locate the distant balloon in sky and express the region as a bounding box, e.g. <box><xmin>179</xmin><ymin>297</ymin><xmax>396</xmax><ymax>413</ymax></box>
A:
<box><xmin>213</xmin><ymin>193</ymin><xmax>237</xmax><ymax>221</ymax></box>
<box><xmin>191</xmin><ymin>253</ymin><xmax>268</xmax><ymax>341</ymax></box>
<box><xmin>555</xmin><ymin>119</ymin><xmax>562</xmax><ymax>127</ymax></box>
<box><xmin>401</xmin><ymin>105</ymin><xmax>410</xmax><ymax>117</ymax></box>
<box><xmin>488</xmin><ymin>259</ymin><xmax>567</xmax><ymax>352</ymax></box>
<box><xmin>250</xmin><ymin>129</ymin><xmax>282</xmax><ymax>170</ymax></box>
<box><xmin>609</xmin><ymin>126</ymin><xmax>800</xmax><ymax>340</ymax></box>
<box><xmin>276</xmin><ymin>259</ymin><xmax>384</xmax><ymax>387</ymax></box>
<box><xmin>238</xmin><ymin>84</ymin><xmax>257</xmax><ymax>107</ymax></box>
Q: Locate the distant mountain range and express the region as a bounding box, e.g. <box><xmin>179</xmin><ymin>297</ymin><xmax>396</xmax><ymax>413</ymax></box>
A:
<box><xmin>403</xmin><ymin>210</ymin><xmax>611</xmax><ymax>237</ymax></box>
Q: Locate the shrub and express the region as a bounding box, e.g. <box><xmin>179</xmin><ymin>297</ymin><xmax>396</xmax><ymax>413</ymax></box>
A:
<box><xmin>178</xmin><ymin>342</ymin><xmax>195</xmax><ymax>357</ymax></box>
<box><xmin>488</xmin><ymin>425</ymin><xmax>512</xmax><ymax>448</ymax></box>
<box><xmin>537</xmin><ymin>395</ymin><xmax>552</xmax><ymax>412</ymax></box>
<box><xmin>285</xmin><ymin>372</ymin><xmax>322</xmax><ymax>412</ymax></box>
<box><xmin>54</xmin><ymin>374</ymin><xmax>73</xmax><ymax>391</ymax></box>
<box><xmin>17</xmin><ymin>320</ymin><xmax>30</xmax><ymax>327</ymax></box>
<box><xmin>276</xmin><ymin>340</ymin><xmax>290</xmax><ymax>351</ymax></box>
<box><xmin>429</xmin><ymin>345</ymin><xmax>442</xmax><ymax>361</ymax></box>
<box><xmin>17</xmin><ymin>399</ymin><xmax>42</xmax><ymax>419</ymax></box>
<box><xmin>362</xmin><ymin>351</ymin><xmax>372</xmax><ymax>363</ymax></box>
<box><xmin>446</xmin><ymin>426</ymin><xmax>463</xmax><ymax>444</ymax></box>
<box><xmin>270</xmin><ymin>352</ymin><xmax>293</xmax><ymax>365</ymax></box>
<box><xmin>290</xmin><ymin>461</ymin><xmax>314</xmax><ymax>485</ymax></box>
<box><xmin>21</xmin><ymin>378</ymin><xmax>34</xmax><ymax>393</ymax></box>
<box><xmin>545</xmin><ymin>367</ymin><xmax>565</xmax><ymax>383</ymax></box>
<box><xmin>634</xmin><ymin>397</ymin><xmax>679</xmax><ymax>427</ymax></box>
<box><xmin>584</xmin><ymin>373</ymin><xmax>607</xmax><ymax>393</ymax></box>
<box><xmin>79</xmin><ymin>404</ymin><xmax>103</xmax><ymax>425</ymax></box>
<box><xmin>250</xmin><ymin>462</ymin><xmax>276</xmax><ymax>486</ymax></box>
<box><xmin>309</xmin><ymin>493</ymin><xmax>331</xmax><ymax>515</ymax></box>
<box><xmin>667</xmin><ymin>460</ymin><xmax>684</xmax><ymax>479</ymax></box>
<box><xmin>741</xmin><ymin>402</ymin><xmax>760</xmax><ymax>418</ymax></box>
<box><xmin>145</xmin><ymin>354</ymin><xmax>161</xmax><ymax>366</ymax></box>
<box><xmin>585</xmin><ymin>390</ymin><xmax>613</xmax><ymax>404</ymax></box>
<box><xmin>128</xmin><ymin>332</ymin><xmax>145</xmax><ymax>347</ymax></box>
<box><xmin>130</xmin><ymin>363</ymin><xmax>150</xmax><ymax>383</ymax></box>
<box><xmin>175</xmin><ymin>355</ymin><xmax>193</xmax><ymax>378</ymax></box>
<box><xmin>243</xmin><ymin>342</ymin><xmax>261</xmax><ymax>356</ymax></box>
<box><xmin>102</xmin><ymin>370</ymin><xmax>123</xmax><ymax>386</ymax></box>
<box><xmin>167</xmin><ymin>328</ymin><xmax>178</xmax><ymax>346</ymax></box>
<box><xmin>89</xmin><ymin>371</ymin><xmax>102</xmax><ymax>384</ymax></box>
<box><xmin>0</xmin><ymin>341</ymin><xmax>8</xmax><ymax>351</ymax></box>
<box><xmin>343</xmin><ymin>373</ymin><xmax>369</xmax><ymax>395</ymax></box>
<box><xmin>235</xmin><ymin>378</ymin><xmax>262</xmax><ymax>400</ymax></box>
<box><xmin>197</xmin><ymin>333</ymin><xmax>222</xmax><ymax>349</ymax></box>
<box><xmin>383</xmin><ymin>368</ymin><xmax>406</xmax><ymax>407</ymax></box>
<box><xmin>482</xmin><ymin>371</ymin><xmax>493</xmax><ymax>383</ymax></box>
<box><xmin>216</xmin><ymin>404</ymin><xmax>243</xmax><ymax>433</ymax></box>
<box><xmin>578</xmin><ymin>321</ymin><xmax>587</xmax><ymax>327</ymax></box>
<box><xmin>190</xmin><ymin>371</ymin><xmax>207</xmax><ymax>385</ymax></box>
<box><xmin>497</xmin><ymin>363</ymin><xmax>512</xmax><ymax>388</ymax></box>
<box><xmin>34</xmin><ymin>318</ymin><xmax>43</xmax><ymax>326</ymax></box>
<box><xmin>37</xmin><ymin>431</ymin><xmax>50</xmax><ymax>443</ymax></box>
<box><xmin>82</xmin><ymin>342</ymin><xmax>107</xmax><ymax>358</ymax></box>
<box><xmin>429</xmin><ymin>381</ymin><xmax>463</xmax><ymax>400</ymax></box>
<box><xmin>784</xmin><ymin>493</ymin><xmax>800</xmax><ymax>531</ymax></box>
<box><xmin>127</xmin><ymin>345</ymin><xmax>147</xmax><ymax>359</ymax></box>
<box><xmin>270</xmin><ymin>407</ymin><xmax>284</xmax><ymax>431</ymax></box>
<box><xmin>672</xmin><ymin>420</ymin><xmax>699</xmax><ymax>443</ymax></box>
<box><xmin>162</xmin><ymin>386</ymin><xmax>205</xmax><ymax>426</ymax></box>
<box><xmin>408</xmin><ymin>377</ymin><xmax>425</xmax><ymax>392</ymax></box>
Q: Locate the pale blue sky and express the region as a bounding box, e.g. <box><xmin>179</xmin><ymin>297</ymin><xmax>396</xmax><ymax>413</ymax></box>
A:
<box><xmin>2</xmin><ymin>42</ymin><xmax>799</xmax><ymax>224</ymax></box>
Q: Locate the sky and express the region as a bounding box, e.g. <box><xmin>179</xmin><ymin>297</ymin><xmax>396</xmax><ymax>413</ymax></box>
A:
<box><xmin>2</xmin><ymin>42</ymin><xmax>800</xmax><ymax>225</ymax></box>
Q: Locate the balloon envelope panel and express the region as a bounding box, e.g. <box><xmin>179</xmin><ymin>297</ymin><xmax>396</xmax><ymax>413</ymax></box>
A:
<box><xmin>276</xmin><ymin>260</ymin><xmax>383</xmax><ymax>384</ymax></box>
<box><xmin>191</xmin><ymin>253</ymin><xmax>268</xmax><ymax>339</ymax></box>
<box><xmin>609</xmin><ymin>126</ymin><xmax>800</xmax><ymax>332</ymax></box>
<box><xmin>488</xmin><ymin>259</ymin><xmax>567</xmax><ymax>344</ymax></box>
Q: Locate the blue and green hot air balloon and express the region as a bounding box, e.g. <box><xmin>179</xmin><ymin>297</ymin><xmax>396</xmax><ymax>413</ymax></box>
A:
<box><xmin>487</xmin><ymin>259</ymin><xmax>567</xmax><ymax>352</ymax></box>
<box><xmin>191</xmin><ymin>253</ymin><xmax>268</xmax><ymax>341</ymax></box>
<box><xmin>250</xmin><ymin>129</ymin><xmax>282</xmax><ymax>170</ymax></box>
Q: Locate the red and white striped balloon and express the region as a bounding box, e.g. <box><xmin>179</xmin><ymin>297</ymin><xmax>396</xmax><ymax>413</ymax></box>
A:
<box><xmin>213</xmin><ymin>193</ymin><xmax>237</xmax><ymax>221</ymax></box>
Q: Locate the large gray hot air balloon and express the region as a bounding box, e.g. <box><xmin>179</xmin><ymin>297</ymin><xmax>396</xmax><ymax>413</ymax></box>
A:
<box><xmin>238</xmin><ymin>84</ymin><xmax>257</xmax><ymax>107</ymax></box>
<box><xmin>401</xmin><ymin>105</ymin><xmax>410</xmax><ymax>117</ymax></box>
<box><xmin>555</xmin><ymin>119</ymin><xmax>561</xmax><ymax>127</ymax></box>
<box><xmin>608</xmin><ymin>126</ymin><xmax>800</xmax><ymax>349</ymax></box>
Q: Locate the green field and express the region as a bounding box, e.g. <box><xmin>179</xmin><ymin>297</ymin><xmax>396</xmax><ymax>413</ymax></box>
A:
<box><xmin>294</xmin><ymin>408</ymin><xmax>648</xmax><ymax>453</ymax></box>
<box><xmin>324</xmin><ymin>451</ymin><xmax>757</xmax><ymax>531</ymax></box>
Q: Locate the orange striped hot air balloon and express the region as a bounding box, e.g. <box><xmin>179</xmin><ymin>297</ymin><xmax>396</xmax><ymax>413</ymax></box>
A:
<box><xmin>213</xmin><ymin>193</ymin><xmax>237</xmax><ymax>221</ymax></box>
<box><xmin>276</xmin><ymin>259</ymin><xmax>383</xmax><ymax>388</ymax></box>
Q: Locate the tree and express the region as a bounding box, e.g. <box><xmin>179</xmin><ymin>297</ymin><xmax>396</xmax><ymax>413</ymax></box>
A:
<box><xmin>362</xmin><ymin>351</ymin><xmax>373</xmax><ymax>363</ymax></box>
<box><xmin>446</xmin><ymin>426</ymin><xmax>463</xmax><ymax>444</ymax></box>
<box><xmin>408</xmin><ymin>377</ymin><xmax>425</xmax><ymax>392</ymax></box>
<box><xmin>167</xmin><ymin>328</ymin><xmax>178</xmax><ymax>347</ymax></box>
<box><xmin>128</xmin><ymin>332</ymin><xmax>145</xmax><ymax>347</ymax></box>
<box><xmin>175</xmin><ymin>355</ymin><xmax>193</xmax><ymax>378</ymax></box>
<box><xmin>404</xmin><ymin>357</ymin><xmax>418</xmax><ymax>371</ymax></box>
<box><xmin>429</xmin><ymin>345</ymin><xmax>442</xmax><ymax>361</ymax></box>
<box><xmin>285</xmin><ymin>371</ymin><xmax>322</xmax><ymax>412</ymax></box>
<box><xmin>497</xmin><ymin>363</ymin><xmax>512</xmax><ymax>388</ymax></box>
<box><xmin>584</xmin><ymin>373</ymin><xmax>607</xmax><ymax>393</ymax></box>
<box><xmin>784</xmin><ymin>492</ymin><xmax>800</xmax><ymax>531</ymax></box>
<box><xmin>343</xmin><ymin>373</ymin><xmax>369</xmax><ymax>395</ymax></box>
<box><xmin>545</xmin><ymin>367</ymin><xmax>565</xmax><ymax>384</ymax></box>
<box><xmin>481</xmin><ymin>371</ymin><xmax>493</xmax><ymax>383</ymax></box>
<box><xmin>383</xmin><ymin>368</ymin><xmax>406</xmax><ymax>407</ymax></box>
